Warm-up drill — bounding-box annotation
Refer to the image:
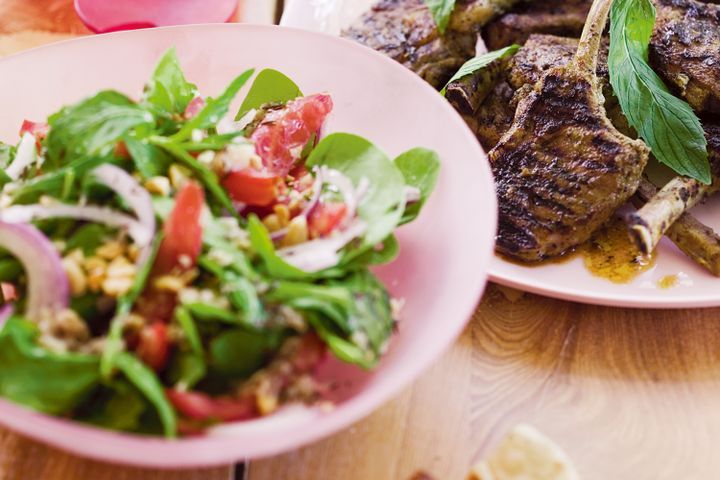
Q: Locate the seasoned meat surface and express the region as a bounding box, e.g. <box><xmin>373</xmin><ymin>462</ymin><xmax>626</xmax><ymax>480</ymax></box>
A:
<box><xmin>650</xmin><ymin>0</ymin><xmax>720</xmax><ymax>115</ymax></box>
<box><xmin>483</xmin><ymin>0</ymin><xmax>593</xmax><ymax>50</ymax></box>
<box><xmin>342</xmin><ymin>0</ymin><xmax>520</xmax><ymax>88</ymax></box>
<box><xmin>489</xmin><ymin>0</ymin><xmax>650</xmax><ymax>262</ymax></box>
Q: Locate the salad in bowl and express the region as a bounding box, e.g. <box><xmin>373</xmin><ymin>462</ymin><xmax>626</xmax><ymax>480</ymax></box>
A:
<box><xmin>0</xmin><ymin>48</ymin><xmax>439</xmax><ymax>437</ymax></box>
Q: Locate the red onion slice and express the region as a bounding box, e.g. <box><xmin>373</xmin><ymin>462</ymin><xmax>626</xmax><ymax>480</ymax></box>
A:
<box><xmin>0</xmin><ymin>204</ymin><xmax>150</xmax><ymax>248</ymax></box>
<box><xmin>0</xmin><ymin>304</ymin><xmax>13</xmax><ymax>327</ymax></box>
<box><xmin>91</xmin><ymin>164</ymin><xmax>156</xmax><ymax>264</ymax></box>
<box><xmin>0</xmin><ymin>222</ymin><xmax>68</xmax><ymax>319</ymax></box>
<box><xmin>278</xmin><ymin>220</ymin><xmax>367</xmax><ymax>272</ymax></box>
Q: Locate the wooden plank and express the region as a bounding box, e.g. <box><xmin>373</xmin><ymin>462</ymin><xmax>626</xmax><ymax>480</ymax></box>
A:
<box><xmin>238</xmin><ymin>0</ymin><xmax>279</xmax><ymax>25</ymax></box>
<box><xmin>249</xmin><ymin>285</ymin><xmax>720</xmax><ymax>480</ymax></box>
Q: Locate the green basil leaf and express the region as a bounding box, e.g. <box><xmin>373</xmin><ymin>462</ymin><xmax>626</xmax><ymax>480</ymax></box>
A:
<box><xmin>306</xmin><ymin>133</ymin><xmax>406</xmax><ymax>251</ymax></box>
<box><xmin>114</xmin><ymin>352</ymin><xmax>177</xmax><ymax>438</ymax></box>
<box><xmin>171</xmin><ymin>69</ymin><xmax>255</xmax><ymax>142</ymax></box>
<box><xmin>609</xmin><ymin>0</ymin><xmax>710</xmax><ymax>183</ymax></box>
<box><xmin>394</xmin><ymin>147</ymin><xmax>441</xmax><ymax>224</ymax></box>
<box><xmin>144</xmin><ymin>47</ymin><xmax>198</xmax><ymax>114</ymax></box>
<box><xmin>46</xmin><ymin>91</ymin><xmax>155</xmax><ymax>168</ymax></box>
<box><xmin>0</xmin><ymin>317</ymin><xmax>99</xmax><ymax>414</ymax></box>
<box><xmin>236</xmin><ymin>69</ymin><xmax>302</xmax><ymax>120</ymax></box>
<box><xmin>423</xmin><ymin>0</ymin><xmax>456</xmax><ymax>34</ymax></box>
<box><xmin>441</xmin><ymin>44</ymin><xmax>520</xmax><ymax>95</ymax></box>
<box><xmin>123</xmin><ymin>136</ymin><xmax>173</xmax><ymax>179</ymax></box>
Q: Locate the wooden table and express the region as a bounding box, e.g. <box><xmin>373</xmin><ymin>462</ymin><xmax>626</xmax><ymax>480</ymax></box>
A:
<box><xmin>2</xmin><ymin>1</ymin><xmax>720</xmax><ymax>479</ymax></box>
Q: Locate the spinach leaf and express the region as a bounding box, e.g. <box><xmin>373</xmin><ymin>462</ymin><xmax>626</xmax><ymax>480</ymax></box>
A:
<box><xmin>171</xmin><ymin>69</ymin><xmax>255</xmax><ymax>142</ymax></box>
<box><xmin>236</xmin><ymin>69</ymin><xmax>302</xmax><ymax>120</ymax></box>
<box><xmin>209</xmin><ymin>329</ymin><xmax>279</xmax><ymax>378</ymax></box>
<box><xmin>144</xmin><ymin>47</ymin><xmax>198</xmax><ymax>115</ymax></box>
<box><xmin>101</xmin><ymin>235</ymin><xmax>163</xmax><ymax>378</ymax></box>
<box><xmin>179</xmin><ymin>132</ymin><xmax>246</xmax><ymax>152</ymax></box>
<box><xmin>441</xmin><ymin>44</ymin><xmax>520</xmax><ymax>95</ymax></box>
<box><xmin>169</xmin><ymin>307</ymin><xmax>206</xmax><ymax>389</ymax></box>
<box><xmin>184</xmin><ymin>303</ymin><xmax>240</xmax><ymax>324</ymax></box>
<box><xmin>0</xmin><ymin>317</ymin><xmax>99</xmax><ymax>414</ymax></box>
<box><xmin>609</xmin><ymin>0</ymin><xmax>710</xmax><ymax>183</ymax></box>
<box><xmin>306</xmin><ymin>133</ymin><xmax>406</xmax><ymax>249</ymax></box>
<box><xmin>0</xmin><ymin>142</ymin><xmax>15</xmax><ymax>169</ymax></box>
<box><xmin>80</xmin><ymin>380</ymin><xmax>147</xmax><ymax>432</ymax></box>
<box><xmin>114</xmin><ymin>352</ymin><xmax>177</xmax><ymax>437</ymax></box>
<box><xmin>266</xmin><ymin>281</ymin><xmax>355</xmax><ymax>331</ymax></box>
<box><xmin>0</xmin><ymin>259</ymin><xmax>22</xmax><ymax>282</ymax></box>
<box><xmin>423</xmin><ymin>0</ymin><xmax>456</xmax><ymax>34</ymax></box>
<box><xmin>124</xmin><ymin>136</ymin><xmax>173</xmax><ymax>179</ymax></box>
<box><xmin>394</xmin><ymin>147</ymin><xmax>441</xmax><ymax>224</ymax></box>
<box><xmin>46</xmin><ymin>91</ymin><xmax>155</xmax><ymax>168</ymax></box>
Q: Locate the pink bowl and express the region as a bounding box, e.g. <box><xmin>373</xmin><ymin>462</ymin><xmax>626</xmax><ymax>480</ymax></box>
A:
<box><xmin>0</xmin><ymin>24</ymin><xmax>496</xmax><ymax>467</ymax></box>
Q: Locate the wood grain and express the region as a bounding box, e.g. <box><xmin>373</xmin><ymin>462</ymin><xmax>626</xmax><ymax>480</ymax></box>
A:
<box><xmin>249</xmin><ymin>285</ymin><xmax>720</xmax><ymax>480</ymax></box>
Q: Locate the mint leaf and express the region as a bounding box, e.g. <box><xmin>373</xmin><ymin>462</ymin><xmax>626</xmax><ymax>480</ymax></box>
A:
<box><xmin>144</xmin><ymin>47</ymin><xmax>198</xmax><ymax>114</ymax></box>
<box><xmin>423</xmin><ymin>0</ymin><xmax>456</xmax><ymax>34</ymax></box>
<box><xmin>236</xmin><ymin>69</ymin><xmax>302</xmax><ymax>120</ymax></box>
<box><xmin>441</xmin><ymin>45</ymin><xmax>520</xmax><ymax>95</ymax></box>
<box><xmin>609</xmin><ymin>0</ymin><xmax>710</xmax><ymax>183</ymax></box>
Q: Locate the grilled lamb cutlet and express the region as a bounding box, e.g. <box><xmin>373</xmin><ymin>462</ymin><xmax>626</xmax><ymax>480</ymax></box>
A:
<box><xmin>633</xmin><ymin>178</ymin><xmax>720</xmax><ymax>276</ymax></box>
<box><xmin>341</xmin><ymin>0</ymin><xmax>520</xmax><ymax>88</ymax></box>
<box><xmin>626</xmin><ymin>124</ymin><xmax>720</xmax><ymax>254</ymax></box>
<box><xmin>650</xmin><ymin>0</ymin><xmax>720</xmax><ymax>115</ymax></box>
<box><xmin>489</xmin><ymin>0</ymin><xmax>650</xmax><ymax>262</ymax></box>
<box><xmin>483</xmin><ymin>0</ymin><xmax>593</xmax><ymax>50</ymax></box>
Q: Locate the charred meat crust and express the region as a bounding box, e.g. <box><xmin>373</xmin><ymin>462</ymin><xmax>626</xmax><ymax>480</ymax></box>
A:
<box><xmin>650</xmin><ymin>0</ymin><xmax>720</xmax><ymax>115</ymax></box>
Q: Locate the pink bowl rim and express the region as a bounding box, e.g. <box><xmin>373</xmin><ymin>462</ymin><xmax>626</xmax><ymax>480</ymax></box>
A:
<box><xmin>0</xmin><ymin>23</ymin><xmax>496</xmax><ymax>468</ymax></box>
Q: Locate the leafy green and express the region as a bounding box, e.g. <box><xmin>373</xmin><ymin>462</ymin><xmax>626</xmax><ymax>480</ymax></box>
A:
<box><xmin>609</xmin><ymin>0</ymin><xmax>710</xmax><ymax>183</ymax></box>
<box><xmin>247</xmin><ymin>215</ymin><xmax>315</xmax><ymax>280</ymax></box>
<box><xmin>46</xmin><ymin>91</ymin><xmax>155</xmax><ymax>168</ymax></box>
<box><xmin>171</xmin><ymin>69</ymin><xmax>255</xmax><ymax>142</ymax></box>
<box><xmin>178</xmin><ymin>132</ymin><xmax>246</xmax><ymax>152</ymax></box>
<box><xmin>0</xmin><ymin>317</ymin><xmax>99</xmax><ymax>414</ymax></box>
<box><xmin>123</xmin><ymin>136</ymin><xmax>173</xmax><ymax>179</ymax></box>
<box><xmin>152</xmin><ymin>139</ymin><xmax>237</xmax><ymax>217</ymax></box>
<box><xmin>423</xmin><ymin>0</ymin><xmax>456</xmax><ymax>34</ymax></box>
<box><xmin>114</xmin><ymin>352</ymin><xmax>176</xmax><ymax>437</ymax></box>
<box><xmin>184</xmin><ymin>303</ymin><xmax>240</xmax><ymax>324</ymax></box>
<box><xmin>144</xmin><ymin>47</ymin><xmax>198</xmax><ymax>115</ymax></box>
<box><xmin>0</xmin><ymin>142</ymin><xmax>15</xmax><ymax>169</ymax></box>
<box><xmin>307</xmin><ymin>133</ymin><xmax>406</xmax><ymax>249</ymax></box>
<box><xmin>66</xmin><ymin>224</ymin><xmax>111</xmax><ymax>255</ymax></box>
<box><xmin>80</xmin><ymin>381</ymin><xmax>147</xmax><ymax>432</ymax></box>
<box><xmin>0</xmin><ymin>259</ymin><xmax>22</xmax><ymax>282</ymax></box>
<box><xmin>198</xmin><ymin>256</ymin><xmax>265</xmax><ymax>326</ymax></box>
<box><xmin>101</xmin><ymin>235</ymin><xmax>163</xmax><ymax>378</ymax></box>
<box><xmin>266</xmin><ymin>281</ymin><xmax>355</xmax><ymax>331</ymax></box>
<box><xmin>441</xmin><ymin>45</ymin><xmax>520</xmax><ymax>94</ymax></box>
<box><xmin>395</xmin><ymin>148</ymin><xmax>441</xmax><ymax>224</ymax></box>
<box><xmin>209</xmin><ymin>329</ymin><xmax>279</xmax><ymax>377</ymax></box>
<box><xmin>236</xmin><ymin>69</ymin><xmax>302</xmax><ymax>120</ymax></box>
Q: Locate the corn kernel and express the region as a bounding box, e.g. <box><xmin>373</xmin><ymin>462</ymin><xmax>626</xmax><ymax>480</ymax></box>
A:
<box><xmin>263</xmin><ymin>214</ymin><xmax>282</xmax><ymax>232</ymax></box>
<box><xmin>274</xmin><ymin>204</ymin><xmax>290</xmax><ymax>228</ymax></box>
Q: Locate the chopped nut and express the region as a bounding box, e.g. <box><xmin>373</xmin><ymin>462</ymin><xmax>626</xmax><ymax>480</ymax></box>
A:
<box><xmin>65</xmin><ymin>248</ymin><xmax>85</xmax><ymax>265</ymax></box>
<box><xmin>263</xmin><ymin>214</ymin><xmax>282</xmax><ymax>232</ymax></box>
<box><xmin>274</xmin><ymin>204</ymin><xmax>290</xmax><ymax>227</ymax></box>
<box><xmin>153</xmin><ymin>275</ymin><xmax>186</xmax><ymax>293</ymax></box>
<box><xmin>106</xmin><ymin>256</ymin><xmax>136</xmax><ymax>278</ymax></box>
<box><xmin>102</xmin><ymin>276</ymin><xmax>134</xmax><ymax>297</ymax></box>
<box><xmin>280</xmin><ymin>216</ymin><xmax>309</xmax><ymax>248</ymax></box>
<box><xmin>255</xmin><ymin>379</ymin><xmax>279</xmax><ymax>415</ymax></box>
<box><xmin>144</xmin><ymin>176</ymin><xmax>171</xmax><ymax>196</ymax></box>
<box><xmin>178</xmin><ymin>254</ymin><xmax>193</xmax><ymax>269</ymax></box>
<box><xmin>96</xmin><ymin>241</ymin><xmax>125</xmax><ymax>260</ymax></box>
<box><xmin>84</xmin><ymin>256</ymin><xmax>108</xmax><ymax>292</ymax></box>
<box><xmin>62</xmin><ymin>257</ymin><xmax>87</xmax><ymax>297</ymax></box>
<box><xmin>196</xmin><ymin>150</ymin><xmax>216</xmax><ymax>166</ymax></box>
<box><xmin>169</xmin><ymin>164</ymin><xmax>192</xmax><ymax>190</ymax></box>
<box><xmin>123</xmin><ymin>313</ymin><xmax>147</xmax><ymax>333</ymax></box>
<box><xmin>127</xmin><ymin>244</ymin><xmax>140</xmax><ymax>262</ymax></box>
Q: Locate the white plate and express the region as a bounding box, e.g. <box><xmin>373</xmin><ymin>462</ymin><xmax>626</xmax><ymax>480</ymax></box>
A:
<box><xmin>281</xmin><ymin>0</ymin><xmax>720</xmax><ymax>309</ymax></box>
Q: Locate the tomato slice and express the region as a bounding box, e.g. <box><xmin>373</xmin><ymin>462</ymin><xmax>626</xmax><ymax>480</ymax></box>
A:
<box><xmin>251</xmin><ymin>94</ymin><xmax>333</xmax><ymax>176</ymax></box>
<box><xmin>19</xmin><ymin>120</ymin><xmax>49</xmax><ymax>139</ymax></box>
<box><xmin>137</xmin><ymin>322</ymin><xmax>170</xmax><ymax>371</ymax></box>
<box><xmin>221</xmin><ymin>169</ymin><xmax>279</xmax><ymax>207</ymax></box>
<box><xmin>0</xmin><ymin>282</ymin><xmax>17</xmax><ymax>303</ymax></box>
<box><xmin>166</xmin><ymin>390</ymin><xmax>256</xmax><ymax>422</ymax></box>
<box><xmin>309</xmin><ymin>202</ymin><xmax>348</xmax><ymax>238</ymax></box>
<box><xmin>184</xmin><ymin>97</ymin><xmax>206</xmax><ymax>120</ymax></box>
<box><xmin>154</xmin><ymin>181</ymin><xmax>205</xmax><ymax>274</ymax></box>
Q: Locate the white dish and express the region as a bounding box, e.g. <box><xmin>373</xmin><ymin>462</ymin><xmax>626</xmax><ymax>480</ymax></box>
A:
<box><xmin>281</xmin><ymin>0</ymin><xmax>720</xmax><ymax>308</ymax></box>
